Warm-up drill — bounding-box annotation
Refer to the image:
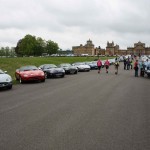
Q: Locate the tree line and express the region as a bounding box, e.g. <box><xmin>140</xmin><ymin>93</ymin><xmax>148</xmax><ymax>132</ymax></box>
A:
<box><xmin>0</xmin><ymin>34</ymin><xmax>59</xmax><ymax>57</ymax></box>
<box><xmin>0</xmin><ymin>47</ymin><xmax>16</xmax><ymax>57</ymax></box>
<box><xmin>15</xmin><ymin>34</ymin><xmax>59</xmax><ymax>56</ymax></box>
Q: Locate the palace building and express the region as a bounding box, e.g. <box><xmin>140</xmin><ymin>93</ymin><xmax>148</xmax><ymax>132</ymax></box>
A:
<box><xmin>72</xmin><ymin>40</ymin><xmax>150</xmax><ymax>56</ymax></box>
<box><xmin>72</xmin><ymin>39</ymin><xmax>95</xmax><ymax>56</ymax></box>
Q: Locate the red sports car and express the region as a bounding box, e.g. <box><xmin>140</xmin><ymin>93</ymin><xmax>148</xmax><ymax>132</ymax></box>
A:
<box><xmin>15</xmin><ymin>65</ymin><xmax>45</xmax><ymax>83</ymax></box>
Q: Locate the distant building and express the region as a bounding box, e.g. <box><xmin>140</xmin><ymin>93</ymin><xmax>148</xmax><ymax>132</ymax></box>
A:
<box><xmin>127</xmin><ymin>41</ymin><xmax>150</xmax><ymax>55</ymax></box>
<box><xmin>72</xmin><ymin>40</ymin><xmax>150</xmax><ymax>56</ymax></box>
<box><xmin>72</xmin><ymin>39</ymin><xmax>95</xmax><ymax>56</ymax></box>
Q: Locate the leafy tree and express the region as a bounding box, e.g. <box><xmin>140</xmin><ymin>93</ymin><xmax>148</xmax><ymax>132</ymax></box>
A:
<box><xmin>15</xmin><ymin>34</ymin><xmax>59</xmax><ymax>56</ymax></box>
<box><xmin>15</xmin><ymin>34</ymin><xmax>37</xmax><ymax>56</ymax></box>
<box><xmin>21</xmin><ymin>34</ymin><xmax>37</xmax><ymax>56</ymax></box>
<box><xmin>34</xmin><ymin>37</ymin><xmax>46</xmax><ymax>56</ymax></box>
<box><xmin>0</xmin><ymin>47</ymin><xmax>5</xmax><ymax>56</ymax></box>
<box><xmin>46</xmin><ymin>40</ymin><xmax>59</xmax><ymax>55</ymax></box>
<box><xmin>15</xmin><ymin>39</ymin><xmax>23</xmax><ymax>56</ymax></box>
<box><xmin>5</xmin><ymin>47</ymin><xmax>10</xmax><ymax>57</ymax></box>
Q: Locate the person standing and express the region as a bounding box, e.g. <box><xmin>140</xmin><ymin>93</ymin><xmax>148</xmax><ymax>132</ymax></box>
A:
<box><xmin>134</xmin><ymin>60</ymin><xmax>139</xmax><ymax>77</ymax></box>
<box><xmin>97</xmin><ymin>58</ymin><xmax>102</xmax><ymax>73</ymax></box>
<box><xmin>104</xmin><ymin>59</ymin><xmax>110</xmax><ymax>73</ymax></box>
<box><xmin>123</xmin><ymin>58</ymin><xmax>127</xmax><ymax>70</ymax></box>
<box><xmin>114</xmin><ymin>60</ymin><xmax>119</xmax><ymax>75</ymax></box>
<box><xmin>130</xmin><ymin>59</ymin><xmax>133</xmax><ymax>69</ymax></box>
<box><xmin>127</xmin><ymin>57</ymin><xmax>130</xmax><ymax>70</ymax></box>
<box><xmin>144</xmin><ymin>59</ymin><xmax>149</xmax><ymax>68</ymax></box>
<box><xmin>139</xmin><ymin>60</ymin><xmax>145</xmax><ymax>77</ymax></box>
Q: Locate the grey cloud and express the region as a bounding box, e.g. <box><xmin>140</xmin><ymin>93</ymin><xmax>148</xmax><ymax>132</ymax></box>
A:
<box><xmin>0</xmin><ymin>0</ymin><xmax>150</xmax><ymax>49</ymax></box>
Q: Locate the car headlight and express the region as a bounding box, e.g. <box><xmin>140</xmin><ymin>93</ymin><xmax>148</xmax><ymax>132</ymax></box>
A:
<box><xmin>23</xmin><ymin>74</ymin><xmax>29</xmax><ymax>77</ymax></box>
<box><xmin>40</xmin><ymin>72</ymin><xmax>44</xmax><ymax>76</ymax></box>
<box><xmin>6</xmin><ymin>77</ymin><xmax>12</xmax><ymax>82</ymax></box>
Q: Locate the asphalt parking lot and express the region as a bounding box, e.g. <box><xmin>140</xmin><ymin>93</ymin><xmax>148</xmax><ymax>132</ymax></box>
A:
<box><xmin>0</xmin><ymin>63</ymin><xmax>150</xmax><ymax>150</ymax></box>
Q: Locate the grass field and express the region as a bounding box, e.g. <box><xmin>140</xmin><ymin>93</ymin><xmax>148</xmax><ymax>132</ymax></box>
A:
<box><xmin>0</xmin><ymin>56</ymin><xmax>114</xmax><ymax>83</ymax></box>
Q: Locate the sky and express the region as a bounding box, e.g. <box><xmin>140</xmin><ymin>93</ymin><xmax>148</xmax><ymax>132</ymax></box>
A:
<box><xmin>0</xmin><ymin>0</ymin><xmax>150</xmax><ymax>50</ymax></box>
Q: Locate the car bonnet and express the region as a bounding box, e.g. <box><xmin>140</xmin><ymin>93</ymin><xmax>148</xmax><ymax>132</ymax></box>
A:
<box><xmin>0</xmin><ymin>74</ymin><xmax>11</xmax><ymax>82</ymax></box>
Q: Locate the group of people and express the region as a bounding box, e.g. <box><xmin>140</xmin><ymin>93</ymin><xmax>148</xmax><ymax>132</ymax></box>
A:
<box><xmin>134</xmin><ymin>58</ymin><xmax>149</xmax><ymax>77</ymax></box>
<box><xmin>123</xmin><ymin>57</ymin><xmax>133</xmax><ymax>70</ymax></box>
<box><xmin>97</xmin><ymin>56</ymin><xmax>150</xmax><ymax>77</ymax></box>
<box><xmin>97</xmin><ymin>58</ymin><xmax>119</xmax><ymax>75</ymax></box>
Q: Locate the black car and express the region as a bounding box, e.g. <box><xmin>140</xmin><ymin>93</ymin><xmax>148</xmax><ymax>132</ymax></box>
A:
<box><xmin>39</xmin><ymin>64</ymin><xmax>65</xmax><ymax>78</ymax></box>
<box><xmin>85</xmin><ymin>61</ymin><xmax>98</xmax><ymax>70</ymax></box>
<box><xmin>58</xmin><ymin>63</ymin><xmax>78</xmax><ymax>74</ymax></box>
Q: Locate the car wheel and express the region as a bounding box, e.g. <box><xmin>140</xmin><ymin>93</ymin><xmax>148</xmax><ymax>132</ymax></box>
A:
<box><xmin>44</xmin><ymin>72</ymin><xmax>48</xmax><ymax>79</ymax></box>
<box><xmin>61</xmin><ymin>74</ymin><xmax>65</xmax><ymax>78</ymax></box>
<box><xmin>8</xmin><ymin>85</ymin><xmax>12</xmax><ymax>89</ymax></box>
<box><xmin>41</xmin><ymin>79</ymin><xmax>45</xmax><ymax>82</ymax></box>
<box><xmin>74</xmin><ymin>70</ymin><xmax>78</xmax><ymax>74</ymax></box>
<box><xmin>15</xmin><ymin>74</ymin><xmax>19</xmax><ymax>80</ymax></box>
<box><xmin>19</xmin><ymin>77</ymin><xmax>24</xmax><ymax>84</ymax></box>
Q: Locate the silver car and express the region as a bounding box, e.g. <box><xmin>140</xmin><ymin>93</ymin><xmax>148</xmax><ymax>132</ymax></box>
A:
<box><xmin>0</xmin><ymin>69</ymin><xmax>12</xmax><ymax>89</ymax></box>
<box><xmin>72</xmin><ymin>62</ymin><xmax>90</xmax><ymax>72</ymax></box>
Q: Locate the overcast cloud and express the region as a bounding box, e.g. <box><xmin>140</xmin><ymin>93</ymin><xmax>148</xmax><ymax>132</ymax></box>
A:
<box><xmin>0</xmin><ymin>0</ymin><xmax>150</xmax><ymax>49</ymax></box>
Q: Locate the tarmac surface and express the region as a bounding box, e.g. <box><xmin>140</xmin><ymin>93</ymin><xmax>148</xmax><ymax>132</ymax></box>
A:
<box><xmin>0</xmin><ymin>63</ymin><xmax>150</xmax><ymax>150</ymax></box>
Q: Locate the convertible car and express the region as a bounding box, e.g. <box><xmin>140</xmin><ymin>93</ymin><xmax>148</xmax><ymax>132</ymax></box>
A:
<box><xmin>72</xmin><ymin>62</ymin><xmax>90</xmax><ymax>72</ymax></box>
<box><xmin>58</xmin><ymin>63</ymin><xmax>78</xmax><ymax>74</ymax></box>
<box><xmin>15</xmin><ymin>65</ymin><xmax>45</xmax><ymax>83</ymax></box>
<box><xmin>0</xmin><ymin>69</ymin><xmax>12</xmax><ymax>89</ymax></box>
<box><xmin>85</xmin><ymin>61</ymin><xmax>98</xmax><ymax>70</ymax></box>
<box><xmin>39</xmin><ymin>64</ymin><xmax>65</xmax><ymax>78</ymax></box>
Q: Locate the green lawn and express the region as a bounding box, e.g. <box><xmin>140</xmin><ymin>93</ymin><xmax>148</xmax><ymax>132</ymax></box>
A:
<box><xmin>0</xmin><ymin>56</ymin><xmax>114</xmax><ymax>83</ymax></box>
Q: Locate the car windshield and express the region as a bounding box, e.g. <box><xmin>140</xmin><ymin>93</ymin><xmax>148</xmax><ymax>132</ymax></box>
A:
<box><xmin>0</xmin><ymin>69</ymin><xmax>4</xmax><ymax>74</ymax></box>
<box><xmin>60</xmin><ymin>64</ymin><xmax>71</xmax><ymax>67</ymax></box>
<box><xmin>85</xmin><ymin>62</ymin><xmax>92</xmax><ymax>65</ymax></box>
<box><xmin>43</xmin><ymin>64</ymin><xmax>57</xmax><ymax>69</ymax></box>
<box><xmin>20</xmin><ymin>66</ymin><xmax>38</xmax><ymax>71</ymax></box>
<box><xmin>92</xmin><ymin>61</ymin><xmax>97</xmax><ymax>64</ymax></box>
<box><xmin>73</xmin><ymin>62</ymin><xmax>85</xmax><ymax>65</ymax></box>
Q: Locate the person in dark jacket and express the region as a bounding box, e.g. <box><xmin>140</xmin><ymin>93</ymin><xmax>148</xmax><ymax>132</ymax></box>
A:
<box><xmin>126</xmin><ymin>58</ymin><xmax>130</xmax><ymax>70</ymax></box>
<box><xmin>124</xmin><ymin>58</ymin><xmax>127</xmax><ymax>70</ymax></box>
<box><xmin>134</xmin><ymin>60</ymin><xmax>139</xmax><ymax>77</ymax></box>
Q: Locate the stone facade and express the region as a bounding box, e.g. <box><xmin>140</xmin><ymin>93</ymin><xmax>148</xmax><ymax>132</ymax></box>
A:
<box><xmin>72</xmin><ymin>40</ymin><xmax>150</xmax><ymax>56</ymax></box>
<box><xmin>72</xmin><ymin>39</ymin><xmax>95</xmax><ymax>56</ymax></box>
<box><xmin>127</xmin><ymin>41</ymin><xmax>150</xmax><ymax>55</ymax></box>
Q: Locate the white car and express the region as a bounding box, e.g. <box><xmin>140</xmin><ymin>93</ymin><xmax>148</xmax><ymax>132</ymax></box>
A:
<box><xmin>141</xmin><ymin>55</ymin><xmax>148</xmax><ymax>62</ymax></box>
<box><xmin>72</xmin><ymin>62</ymin><xmax>90</xmax><ymax>72</ymax></box>
<box><xmin>108</xmin><ymin>58</ymin><xmax>116</xmax><ymax>65</ymax></box>
<box><xmin>0</xmin><ymin>69</ymin><xmax>12</xmax><ymax>89</ymax></box>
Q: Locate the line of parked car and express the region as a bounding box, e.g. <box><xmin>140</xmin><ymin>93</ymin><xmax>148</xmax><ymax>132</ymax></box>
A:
<box><xmin>1</xmin><ymin>56</ymin><xmax>149</xmax><ymax>90</ymax></box>
<box><xmin>0</xmin><ymin>58</ymin><xmax>116</xmax><ymax>90</ymax></box>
